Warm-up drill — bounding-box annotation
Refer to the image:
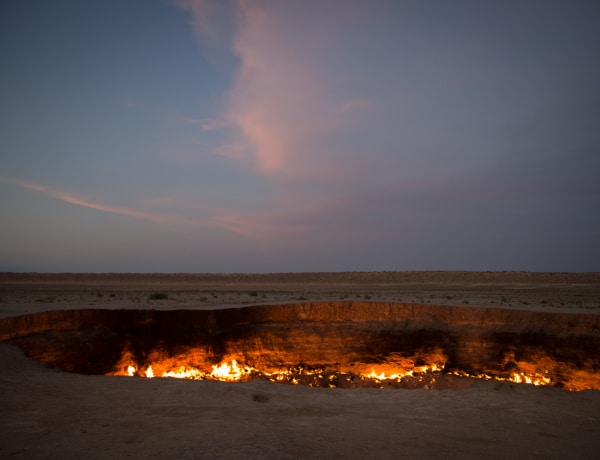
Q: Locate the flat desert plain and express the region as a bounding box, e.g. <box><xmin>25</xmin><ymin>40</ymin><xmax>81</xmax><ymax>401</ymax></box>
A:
<box><xmin>1</xmin><ymin>271</ymin><xmax>599</xmax><ymax>459</ymax></box>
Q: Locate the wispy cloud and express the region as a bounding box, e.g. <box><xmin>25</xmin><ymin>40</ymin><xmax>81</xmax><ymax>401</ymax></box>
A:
<box><xmin>224</xmin><ymin>1</ymin><xmax>367</xmax><ymax>181</ymax></box>
<box><xmin>181</xmin><ymin>1</ymin><xmax>376</xmax><ymax>182</ymax></box>
<box><xmin>0</xmin><ymin>177</ymin><xmax>208</xmax><ymax>227</ymax></box>
<box><xmin>0</xmin><ymin>176</ymin><xmax>343</xmax><ymax>242</ymax></box>
<box><xmin>213</xmin><ymin>212</ymin><xmax>317</xmax><ymax>241</ymax></box>
<box><xmin>210</xmin><ymin>176</ymin><xmax>432</xmax><ymax>245</ymax></box>
<box><xmin>183</xmin><ymin>116</ymin><xmax>230</xmax><ymax>131</ymax></box>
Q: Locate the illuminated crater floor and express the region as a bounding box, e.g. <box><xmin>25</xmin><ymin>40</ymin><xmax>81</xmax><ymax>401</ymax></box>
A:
<box><xmin>1</xmin><ymin>301</ymin><xmax>599</xmax><ymax>391</ymax></box>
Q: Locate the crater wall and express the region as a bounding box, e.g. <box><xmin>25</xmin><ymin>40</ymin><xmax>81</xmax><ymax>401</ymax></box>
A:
<box><xmin>1</xmin><ymin>302</ymin><xmax>599</xmax><ymax>390</ymax></box>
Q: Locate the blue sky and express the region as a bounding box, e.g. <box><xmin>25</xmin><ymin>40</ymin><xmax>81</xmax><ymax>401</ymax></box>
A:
<box><xmin>1</xmin><ymin>0</ymin><xmax>599</xmax><ymax>273</ymax></box>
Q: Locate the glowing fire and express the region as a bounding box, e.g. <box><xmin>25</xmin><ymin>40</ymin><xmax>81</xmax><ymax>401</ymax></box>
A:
<box><xmin>118</xmin><ymin>360</ymin><xmax>566</xmax><ymax>389</ymax></box>
<box><xmin>363</xmin><ymin>364</ymin><xmax>442</xmax><ymax>382</ymax></box>
<box><xmin>210</xmin><ymin>360</ymin><xmax>252</xmax><ymax>380</ymax></box>
<box><xmin>162</xmin><ymin>360</ymin><xmax>255</xmax><ymax>382</ymax></box>
<box><xmin>510</xmin><ymin>372</ymin><xmax>551</xmax><ymax>386</ymax></box>
<box><xmin>450</xmin><ymin>370</ymin><xmax>552</xmax><ymax>386</ymax></box>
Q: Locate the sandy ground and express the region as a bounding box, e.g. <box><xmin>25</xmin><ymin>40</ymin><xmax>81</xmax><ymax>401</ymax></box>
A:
<box><xmin>1</xmin><ymin>271</ymin><xmax>599</xmax><ymax>319</ymax></box>
<box><xmin>1</xmin><ymin>272</ymin><xmax>599</xmax><ymax>458</ymax></box>
<box><xmin>1</xmin><ymin>344</ymin><xmax>599</xmax><ymax>459</ymax></box>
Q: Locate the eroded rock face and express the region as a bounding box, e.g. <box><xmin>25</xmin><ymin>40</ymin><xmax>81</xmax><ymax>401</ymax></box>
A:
<box><xmin>1</xmin><ymin>302</ymin><xmax>599</xmax><ymax>390</ymax></box>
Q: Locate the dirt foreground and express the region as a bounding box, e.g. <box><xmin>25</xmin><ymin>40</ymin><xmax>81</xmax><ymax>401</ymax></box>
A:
<box><xmin>1</xmin><ymin>272</ymin><xmax>599</xmax><ymax>459</ymax></box>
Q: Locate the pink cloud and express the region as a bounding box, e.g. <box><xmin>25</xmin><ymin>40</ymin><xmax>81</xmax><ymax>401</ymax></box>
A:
<box><xmin>1</xmin><ymin>176</ymin><xmax>331</xmax><ymax>242</ymax></box>
<box><xmin>210</xmin><ymin>178</ymin><xmax>427</xmax><ymax>243</ymax></box>
<box><xmin>1</xmin><ymin>173</ymin><xmax>430</xmax><ymax>252</ymax></box>
<box><xmin>183</xmin><ymin>116</ymin><xmax>230</xmax><ymax>131</ymax></box>
<box><xmin>340</xmin><ymin>98</ymin><xmax>374</xmax><ymax>114</ymax></box>
<box><xmin>225</xmin><ymin>2</ymin><xmax>347</xmax><ymax>179</ymax></box>
<box><xmin>0</xmin><ymin>177</ymin><xmax>207</xmax><ymax>227</ymax></box>
<box><xmin>213</xmin><ymin>212</ymin><xmax>317</xmax><ymax>241</ymax></box>
<box><xmin>182</xmin><ymin>1</ymin><xmax>374</xmax><ymax>182</ymax></box>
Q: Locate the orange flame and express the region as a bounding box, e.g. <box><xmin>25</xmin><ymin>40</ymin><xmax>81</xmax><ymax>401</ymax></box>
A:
<box><xmin>362</xmin><ymin>364</ymin><xmax>442</xmax><ymax>382</ymax></box>
<box><xmin>117</xmin><ymin>360</ymin><xmax>586</xmax><ymax>389</ymax></box>
<box><xmin>450</xmin><ymin>370</ymin><xmax>553</xmax><ymax>386</ymax></box>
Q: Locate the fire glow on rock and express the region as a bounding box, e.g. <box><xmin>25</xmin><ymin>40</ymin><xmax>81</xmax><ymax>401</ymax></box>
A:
<box><xmin>4</xmin><ymin>303</ymin><xmax>600</xmax><ymax>391</ymax></box>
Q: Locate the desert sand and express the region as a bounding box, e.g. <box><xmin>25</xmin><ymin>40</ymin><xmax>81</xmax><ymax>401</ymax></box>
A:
<box><xmin>1</xmin><ymin>272</ymin><xmax>599</xmax><ymax>459</ymax></box>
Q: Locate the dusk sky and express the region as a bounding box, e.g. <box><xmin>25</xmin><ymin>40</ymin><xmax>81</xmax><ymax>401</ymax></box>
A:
<box><xmin>1</xmin><ymin>0</ymin><xmax>599</xmax><ymax>273</ymax></box>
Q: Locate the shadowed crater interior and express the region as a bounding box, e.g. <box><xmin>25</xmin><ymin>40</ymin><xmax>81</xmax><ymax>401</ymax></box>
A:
<box><xmin>1</xmin><ymin>302</ymin><xmax>599</xmax><ymax>390</ymax></box>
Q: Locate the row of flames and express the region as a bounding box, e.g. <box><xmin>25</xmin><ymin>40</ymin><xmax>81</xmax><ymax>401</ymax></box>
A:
<box><xmin>362</xmin><ymin>366</ymin><xmax>551</xmax><ymax>386</ymax></box>
<box><xmin>127</xmin><ymin>360</ymin><xmax>253</xmax><ymax>382</ymax></box>
<box><xmin>122</xmin><ymin>360</ymin><xmax>553</xmax><ymax>388</ymax></box>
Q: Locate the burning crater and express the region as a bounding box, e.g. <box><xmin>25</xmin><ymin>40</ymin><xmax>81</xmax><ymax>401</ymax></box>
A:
<box><xmin>1</xmin><ymin>302</ymin><xmax>599</xmax><ymax>391</ymax></box>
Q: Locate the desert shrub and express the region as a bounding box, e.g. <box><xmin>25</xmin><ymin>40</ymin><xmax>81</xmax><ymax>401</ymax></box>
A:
<box><xmin>148</xmin><ymin>292</ymin><xmax>168</xmax><ymax>301</ymax></box>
